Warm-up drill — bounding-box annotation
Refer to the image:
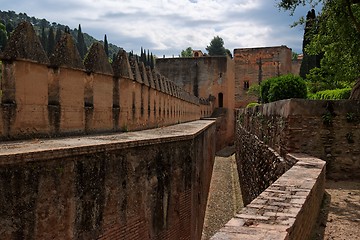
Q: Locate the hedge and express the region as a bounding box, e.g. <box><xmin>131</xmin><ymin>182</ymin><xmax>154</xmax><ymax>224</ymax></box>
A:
<box><xmin>309</xmin><ymin>88</ymin><xmax>351</xmax><ymax>100</ymax></box>
<box><xmin>260</xmin><ymin>74</ymin><xmax>307</xmax><ymax>103</ymax></box>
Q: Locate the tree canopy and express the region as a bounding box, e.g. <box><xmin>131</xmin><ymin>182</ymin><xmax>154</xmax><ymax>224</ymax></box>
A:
<box><xmin>180</xmin><ymin>47</ymin><xmax>193</xmax><ymax>57</ymax></box>
<box><xmin>206</xmin><ymin>36</ymin><xmax>227</xmax><ymax>56</ymax></box>
<box><xmin>278</xmin><ymin>0</ymin><xmax>360</xmax><ymax>99</ymax></box>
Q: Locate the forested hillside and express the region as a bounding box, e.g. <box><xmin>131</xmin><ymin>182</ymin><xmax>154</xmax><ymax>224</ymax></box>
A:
<box><xmin>0</xmin><ymin>10</ymin><xmax>120</xmax><ymax>59</ymax></box>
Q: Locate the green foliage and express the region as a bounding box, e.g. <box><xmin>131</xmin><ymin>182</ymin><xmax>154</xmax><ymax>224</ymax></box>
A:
<box><xmin>206</xmin><ymin>36</ymin><xmax>226</xmax><ymax>56</ymax></box>
<box><xmin>246</xmin><ymin>102</ymin><xmax>260</xmax><ymax>108</ymax></box>
<box><xmin>292</xmin><ymin>52</ymin><xmax>299</xmax><ymax>60</ymax></box>
<box><xmin>278</xmin><ymin>0</ymin><xmax>360</xmax><ymax>98</ymax></box>
<box><xmin>181</xmin><ymin>47</ymin><xmax>193</xmax><ymax>57</ymax></box>
<box><xmin>309</xmin><ymin>88</ymin><xmax>352</xmax><ymax>100</ymax></box>
<box><xmin>299</xmin><ymin>9</ymin><xmax>321</xmax><ymax>79</ymax></box>
<box><xmin>247</xmin><ymin>84</ymin><xmax>260</xmax><ymax>97</ymax></box>
<box><xmin>260</xmin><ymin>74</ymin><xmax>307</xmax><ymax>103</ymax></box>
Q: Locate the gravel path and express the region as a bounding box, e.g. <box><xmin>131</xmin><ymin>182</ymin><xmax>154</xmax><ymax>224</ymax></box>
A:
<box><xmin>201</xmin><ymin>153</ymin><xmax>243</xmax><ymax>240</ymax></box>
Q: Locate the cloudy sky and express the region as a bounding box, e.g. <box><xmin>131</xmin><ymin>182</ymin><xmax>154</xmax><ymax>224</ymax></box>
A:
<box><xmin>1</xmin><ymin>0</ymin><xmax>318</xmax><ymax>57</ymax></box>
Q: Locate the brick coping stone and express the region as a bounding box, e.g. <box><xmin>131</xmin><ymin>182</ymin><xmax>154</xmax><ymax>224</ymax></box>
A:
<box><xmin>211</xmin><ymin>153</ymin><xmax>326</xmax><ymax>240</ymax></box>
<box><xmin>0</xmin><ymin>120</ymin><xmax>215</xmax><ymax>165</ymax></box>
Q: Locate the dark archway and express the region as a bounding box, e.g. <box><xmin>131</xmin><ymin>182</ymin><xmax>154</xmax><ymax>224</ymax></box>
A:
<box><xmin>218</xmin><ymin>92</ymin><xmax>223</xmax><ymax>108</ymax></box>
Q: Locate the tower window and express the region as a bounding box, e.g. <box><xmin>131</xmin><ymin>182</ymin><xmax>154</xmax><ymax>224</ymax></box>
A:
<box><xmin>244</xmin><ymin>81</ymin><xmax>249</xmax><ymax>90</ymax></box>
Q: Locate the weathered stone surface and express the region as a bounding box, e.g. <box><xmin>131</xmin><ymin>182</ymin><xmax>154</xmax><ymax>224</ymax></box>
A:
<box><xmin>50</xmin><ymin>33</ymin><xmax>85</xmax><ymax>69</ymax></box>
<box><xmin>2</xmin><ymin>21</ymin><xmax>49</xmax><ymax>64</ymax></box>
<box><xmin>129</xmin><ymin>56</ymin><xmax>143</xmax><ymax>83</ymax></box>
<box><xmin>84</xmin><ymin>42</ymin><xmax>113</xmax><ymax>75</ymax></box>
<box><xmin>139</xmin><ymin>62</ymin><xmax>150</xmax><ymax>86</ymax></box>
<box><xmin>112</xmin><ymin>49</ymin><xmax>133</xmax><ymax>79</ymax></box>
<box><xmin>146</xmin><ymin>66</ymin><xmax>156</xmax><ymax>89</ymax></box>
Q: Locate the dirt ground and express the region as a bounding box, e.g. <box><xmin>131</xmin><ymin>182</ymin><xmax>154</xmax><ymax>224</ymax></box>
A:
<box><xmin>312</xmin><ymin>180</ymin><xmax>360</xmax><ymax>240</ymax></box>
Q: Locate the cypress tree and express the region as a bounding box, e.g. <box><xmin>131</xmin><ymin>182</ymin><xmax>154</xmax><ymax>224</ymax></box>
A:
<box><xmin>150</xmin><ymin>52</ymin><xmax>154</xmax><ymax>69</ymax></box>
<box><xmin>47</xmin><ymin>27</ymin><xmax>55</xmax><ymax>56</ymax></box>
<box><xmin>76</xmin><ymin>24</ymin><xmax>87</xmax><ymax>59</ymax></box>
<box><xmin>55</xmin><ymin>28</ymin><xmax>62</xmax><ymax>44</ymax></box>
<box><xmin>147</xmin><ymin>49</ymin><xmax>150</xmax><ymax>66</ymax></box>
<box><xmin>104</xmin><ymin>34</ymin><xmax>109</xmax><ymax>57</ymax></box>
<box><xmin>64</xmin><ymin>26</ymin><xmax>70</xmax><ymax>34</ymax></box>
<box><xmin>300</xmin><ymin>9</ymin><xmax>321</xmax><ymax>79</ymax></box>
<box><xmin>40</xmin><ymin>27</ymin><xmax>47</xmax><ymax>51</ymax></box>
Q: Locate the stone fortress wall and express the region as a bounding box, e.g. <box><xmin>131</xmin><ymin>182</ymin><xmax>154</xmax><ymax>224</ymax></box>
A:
<box><xmin>0</xmin><ymin>22</ymin><xmax>212</xmax><ymax>140</ymax></box>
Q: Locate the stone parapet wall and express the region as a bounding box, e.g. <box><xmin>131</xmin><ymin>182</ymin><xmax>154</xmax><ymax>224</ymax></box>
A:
<box><xmin>211</xmin><ymin>153</ymin><xmax>326</xmax><ymax>240</ymax></box>
<box><xmin>0</xmin><ymin>120</ymin><xmax>216</xmax><ymax>240</ymax></box>
<box><xmin>237</xmin><ymin>99</ymin><xmax>360</xmax><ymax>180</ymax></box>
<box><xmin>0</xmin><ymin>22</ymin><xmax>212</xmax><ymax>140</ymax></box>
<box><xmin>235</xmin><ymin>123</ymin><xmax>294</xmax><ymax>206</ymax></box>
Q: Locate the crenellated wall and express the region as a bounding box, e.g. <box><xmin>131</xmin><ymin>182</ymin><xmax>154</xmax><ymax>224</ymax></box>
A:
<box><xmin>0</xmin><ymin>22</ymin><xmax>212</xmax><ymax>140</ymax></box>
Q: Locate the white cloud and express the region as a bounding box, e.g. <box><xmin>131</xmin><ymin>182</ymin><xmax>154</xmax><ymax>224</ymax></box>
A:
<box><xmin>1</xmin><ymin>0</ymin><xmax>310</xmax><ymax>56</ymax></box>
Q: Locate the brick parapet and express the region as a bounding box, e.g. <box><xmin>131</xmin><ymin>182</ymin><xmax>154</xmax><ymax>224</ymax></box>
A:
<box><xmin>211</xmin><ymin>153</ymin><xmax>326</xmax><ymax>240</ymax></box>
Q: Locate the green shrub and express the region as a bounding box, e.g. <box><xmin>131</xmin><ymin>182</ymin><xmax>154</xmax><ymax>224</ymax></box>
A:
<box><xmin>309</xmin><ymin>88</ymin><xmax>351</xmax><ymax>100</ymax></box>
<box><xmin>260</xmin><ymin>77</ymin><xmax>276</xmax><ymax>103</ymax></box>
<box><xmin>246</xmin><ymin>102</ymin><xmax>260</xmax><ymax>108</ymax></box>
<box><xmin>260</xmin><ymin>74</ymin><xmax>307</xmax><ymax>103</ymax></box>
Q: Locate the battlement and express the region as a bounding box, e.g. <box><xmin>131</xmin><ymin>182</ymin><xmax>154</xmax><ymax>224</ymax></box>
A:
<box><xmin>0</xmin><ymin>22</ymin><xmax>212</xmax><ymax>140</ymax></box>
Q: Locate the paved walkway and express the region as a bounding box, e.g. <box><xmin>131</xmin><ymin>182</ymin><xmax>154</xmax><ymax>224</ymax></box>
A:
<box><xmin>202</xmin><ymin>152</ymin><xmax>243</xmax><ymax>240</ymax></box>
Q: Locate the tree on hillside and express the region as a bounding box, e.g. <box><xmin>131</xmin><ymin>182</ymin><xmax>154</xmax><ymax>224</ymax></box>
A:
<box><xmin>5</xmin><ymin>22</ymin><xmax>13</xmax><ymax>38</ymax></box>
<box><xmin>180</xmin><ymin>47</ymin><xmax>193</xmax><ymax>57</ymax></box>
<box><xmin>77</xmin><ymin>24</ymin><xmax>87</xmax><ymax>59</ymax></box>
<box><xmin>206</xmin><ymin>36</ymin><xmax>226</xmax><ymax>56</ymax></box>
<box><xmin>104</xmin><ymin>34</ymin><xmax>109</xmax><ymax>57</ymax></box>
<box><xmin>278</xmin><ymin>0</ymin><xmax>360</xmax><ymax>99</ymax></box>
<box><xmin>0</xmin><ymin>23</ymin><xmax>7</xmax><ymax>51</ymax></box>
